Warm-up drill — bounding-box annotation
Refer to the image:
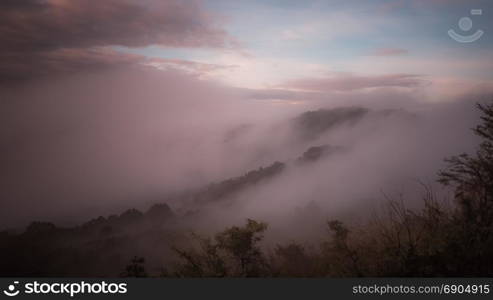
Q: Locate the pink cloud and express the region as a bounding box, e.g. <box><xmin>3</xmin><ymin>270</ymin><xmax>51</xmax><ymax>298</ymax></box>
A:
<box><xmin>147</xmin><ymin>58</ymin><xmax>238</xmax><ymax>75</ymax></box>
<box><xmin>280</xmin><ymin>73</ymin><xmax>426</xmax><ymax>92</ymax></box>
<box><xmin>370</xmin><ymin>47</ymin><xmax>409</xmax><ymax>56</ymax></box>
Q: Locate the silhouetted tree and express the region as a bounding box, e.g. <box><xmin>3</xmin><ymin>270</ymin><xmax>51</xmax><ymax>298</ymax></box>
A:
<box><xmin>439</xmin><ymin>103</ymin><xmax>493</xmax><ymax>226</ymax></box>
<box><xmin>438</xmin><ymin>102</ymin><xmax>493</xmax><ymax>275</ymax></box>
<box><xmin>322</xmin><ymin>220</ymin><xmax>363</xmax><ymax>276</ymax></box>
<box><xmin>215</xmin><ymin>219</ymin><xmax>268</xmax><ymax>276</ymax></box>
<box><xmin>171</xmin><ymin>219</ymin><xmax>269</xmax><ymax>277</ymax></box>
<box><xmin>121</xmin><ymin>256</ymin><xmax>147</xmax><ymax>277</ymax></box>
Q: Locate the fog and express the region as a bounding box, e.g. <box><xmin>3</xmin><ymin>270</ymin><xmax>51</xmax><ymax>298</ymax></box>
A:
<box><xmin>183</xmin><ymin>97</ymin><xmax>483</xmax><ymax>241</ymax></box>
<box><xmin>0</xmin><ymin>66</ymin><xmax>488</xmax><ymax>231</ymax></box>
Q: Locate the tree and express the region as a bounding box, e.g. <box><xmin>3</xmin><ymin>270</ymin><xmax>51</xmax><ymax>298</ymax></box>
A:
<box><xmin>171</xmin><ymin>219</ymin><xmax>269</xmax><ymax>277</ymax></box>
<box><xmin>438</xmin><ymin>102</ymin><xmax>493</xmax><ymax>275</ymax></box>
<box><xmin>439</xmin><ymin>103</ymin><xmax>493</xmax><ymax>226</ymax></box>
<box><xmin>215</xmin><ymin>219</ymin><xmax>268</xmax><ymax>277</ymax></box>
<box><xmin>121</xmin><ymin>256</ymin><xmax>147</xmax><ymax>277</ymax></box>
<box><xmin>322</xmin><ymin>220</ymin><xmax>363</xmax><ymax>276</ymax></box>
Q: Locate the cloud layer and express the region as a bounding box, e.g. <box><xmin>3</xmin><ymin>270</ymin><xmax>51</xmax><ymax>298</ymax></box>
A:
<box><xmin>370</xmin><ymin>48</ymin><xmax>409</xmax><ymax>56</ymax></box>
<box><xmin>281</xmin><ymin>74</ymin><xmax>427</xmax><ymax>92</ymax></box>
<box><xmin>0</xmin><ymin>0</ymin><xmax>235</xmax><ymax>83</ymax></box>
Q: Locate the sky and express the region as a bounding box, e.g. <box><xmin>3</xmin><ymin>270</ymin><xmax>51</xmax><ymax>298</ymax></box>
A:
<box><xmin>1</xmin><ymin>0</ymin><xmax>493</xmax><ymax>228</ymax></box>
<box><xmin>1</xmin><ymin>0</ymin><xmax>492</xmax><ymax>96</ymax></box>
<box><xmin>113</xmin><ymin>0</ymin><xmax>493</xmax><ymax>92</ymax></box>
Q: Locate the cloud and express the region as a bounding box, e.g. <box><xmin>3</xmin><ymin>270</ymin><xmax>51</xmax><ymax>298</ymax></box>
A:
<box><xmin>145</xmin><ymin>58</ymin><xmax>238</xmax><ymax>78</ymax></box>
<box><xmin>370</xmin><ymin>47</ymin><xmax>409</xmax><ymax>56</ymax></box>
<box><xmin>0</xmin><ymin>67</ymin><xmax>263</xmax><ymax>226</ymax></box>
<box><xmin>280</xmin><ymin>29</ymin><xmax>304</xmax><ymax>41</ymax></box>
<box><xmin>377</xmin><ymin>0</ymin><xmax>467</xmax><ymax>14</ymax></box>
<box><xmin>0</xmin><ymin>0</ymin><xmax>236</xmax><ymax>84</ymax></box>
<box><xmin>0</xmin><ymin>48</ymin><xmax>145</xmax><ymax>84</ymax></box>
<box><xmin>280</xmin><ymin>73</ymin><xmax>427</xmax><ymax>92</ymax></box>
<box><xmin>0</xmin><ymin>0</ymin><xmax>233</xmax><ymax>52</ymax></box>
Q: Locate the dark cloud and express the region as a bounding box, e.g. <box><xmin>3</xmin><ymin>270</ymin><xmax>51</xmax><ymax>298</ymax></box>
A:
<box><xmin>1</xmin><ymin>0</ymin><xmax>233</xmax><ymax>52</ymax></box>
<box><xmin>238</xmin><ymin>88</ymin><xmax>319</xmax><ymax>101</ymax></box>
<box><xmin>0</xmin><ymin>48</ymin><xmax>236</xmax><ymax>84</ymax></box>
<box><xmin>0</xmin><ymin>48</ymin><xmax>145</xmax><ymax>84</ymax></box>
<box><xmin>0</xmin><ymin>0</ymin><xmax>235</xmax><ymax>84</ymax></box>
